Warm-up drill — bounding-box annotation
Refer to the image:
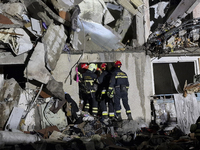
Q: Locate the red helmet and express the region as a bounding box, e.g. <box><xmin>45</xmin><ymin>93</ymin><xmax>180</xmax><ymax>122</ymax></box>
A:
<box><xmin>101</xmin><ymin>63</ymin><xmax>107</xmax><ymax>70</ymax></box>
<box><xmin>114</xmin><ymin>60</ymin><xmax>122</xmax><ymax>67</ymax></box>
<box><xmin>81</xmin><ymin>63</ymin><xmax>88</xmax><ymax>69</ymax></box>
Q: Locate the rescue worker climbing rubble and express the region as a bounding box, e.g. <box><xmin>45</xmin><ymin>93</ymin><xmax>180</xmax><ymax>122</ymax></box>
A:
<box><xmin>97</xmin><ymin>63</ymin><xmax>115</xmax><ymax>124</ymax></box>
<box><xmin>107</xmin><ymin>60</ymin><xmax>133</xmax><ymax>121</ymax></box>
<box><xmin>80</xmin><ymin>63</ymin><xmax>99</xmax><ymax>117</ymax></box>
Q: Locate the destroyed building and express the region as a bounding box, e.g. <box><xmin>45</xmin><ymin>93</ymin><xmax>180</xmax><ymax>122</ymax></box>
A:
<box><xmin>1</xmin><ymin>0</ymin><xmax>200</xmax><ymax>149</ymax></box>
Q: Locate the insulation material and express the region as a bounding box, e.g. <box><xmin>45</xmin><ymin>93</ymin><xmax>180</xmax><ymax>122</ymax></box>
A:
<box><xmin>174</xmin><ymin>93</ymin><xmax>200</xmax><ymax>134</ymax></box>
<box><xmin>0</xmin><ymin>28</ymin><xmax>33</xmax><ymax>55</ymax></box>
<box><xmin>24</xmin><ymin>42</ymin><xmax>51</xmax><ymax>84</ymax></box>
<box><xmin>42</xmin><ymin>23</ymin><xmax>67</xmax><ymax>71</ymax></box>
<box><xmin>77</xmin><ymin>18</ymin><xmax>124</xmax><ymax>51</ymax></box>
<box><xmin>0</xmin><ymin>131</ymin><xmax>39</xmax><ymax>148</ymax></box>
<box><xmin>153</xmin><ymin>98</ymin><xmax>177</xmax><ymax>125</ymax></box>
<box><xmin>78</xmin><ymin>0</ymin><xmax>114</xmax><ymax>24</ymax></box>
<box><xmin>150</xmin><ymin>2</ymin><xmax>169</xmax><ymax>19</ymax></box>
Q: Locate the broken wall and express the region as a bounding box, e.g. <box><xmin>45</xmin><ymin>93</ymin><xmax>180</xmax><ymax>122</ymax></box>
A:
<box><xmin>50</xmin><ymin>51</ymin><xmax>153</xmax><ymax>123</ymax></box>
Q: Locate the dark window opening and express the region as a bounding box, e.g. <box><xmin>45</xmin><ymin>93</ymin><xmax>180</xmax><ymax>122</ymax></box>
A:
<box><xmin>153</xmin><ymin>62</ymin><xmax>195</xmax><ymax>95</ymax></box>
<box><xmin>78</xmin><ymin>62</ymin><xmax>115</xmax><ymax>75</ymax></box>
<box><xmin>2</xmin><ymin>65</ymin><xmax>26</xmax><ymax>89</ymax></box>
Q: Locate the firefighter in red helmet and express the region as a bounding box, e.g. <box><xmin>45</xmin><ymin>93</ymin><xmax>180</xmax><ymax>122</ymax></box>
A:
<box><xmin>97</xmin><ymin>63</ymin><xmax>115</xmax><ymax>124</ymax></box>
<box><xmin>81</xmin><ymin>63</ymin><xmax>89</xmax><ymax>70</ymax></box>
<box><xmin>107</xmin><ymin>60</ymin><xmax>132</xmax><ymax>121</ymax></box>
<box><xmin>74</xmin><ymin>63</ymin><xmax>89</xmax><ymax>111</ymax></box>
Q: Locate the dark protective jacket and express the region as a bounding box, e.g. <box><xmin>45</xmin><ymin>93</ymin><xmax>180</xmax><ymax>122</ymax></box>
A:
<box><xmin>108</xmin><ymin>68</ymin><xmax>129</xmax><ymax>91</ymax></box>
<box><xmin>81</xmin><ymin>70</ymin><xmax>98</xmax><ymax>93</ymax></box>
<box><xmin>97</xmin><ymin>70</ymin><xmax>112</xmax><ymax>90</ymax></box>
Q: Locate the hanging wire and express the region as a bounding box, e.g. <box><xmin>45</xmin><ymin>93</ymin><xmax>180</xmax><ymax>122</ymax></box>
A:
<box><xmin>64</xmin><ymin>16</ymin><xmax>85</xmax><ymax>84</ymax></box>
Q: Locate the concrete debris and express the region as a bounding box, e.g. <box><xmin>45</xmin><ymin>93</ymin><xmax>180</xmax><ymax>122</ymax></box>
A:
<box><xmin>0</xmin><ymin>2</ymin><xmax>25</xmax><ymax>17</ymax></box>
<box><xmin>42</xmin><ymin>23</ymin><xmax>67</xmax><ymax>71</ymax></box>
<box><xmin>166</xmin><ymin>0</ymin><xmax>200</xmax><ymax>25</ymax></box>
<box><xmin>24</xmin><ymin>42</ymin><xmax>51</xmax><ymax>84</ymax></box>
<box><xmin>46</xmin><ymin>78</ymin><xmax>65</xmax><ymax>102</ymax></box>
<box><xmin>116</xmin><ymin>0</ymin><xmax>142</xmax><ymax>17</ymax></box>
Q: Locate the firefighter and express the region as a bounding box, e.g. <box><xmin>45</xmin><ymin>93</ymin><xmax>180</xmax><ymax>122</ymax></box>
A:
<box><xmin>74</xmin><ymin>63</ymin><xmax>88</xmax><ymax>111</ymax></box>
<box><xmin>107</xmin><ymin>60</ymin><xmax>133</xmax><ymax>121</ymax></box>
<box><xmin>79</xmin><ymin>63</ymin><xmax>89</xmax><ymax>110</ymax></box>
<box><xmin>97</xmin><ymin>63</ymin><xmax>115</xmax><ymax>122</ymax></box>
<box><xmin>80</xmin><ymin>63</ymin><xmax>98</xmax><ymax>117</ymax></box>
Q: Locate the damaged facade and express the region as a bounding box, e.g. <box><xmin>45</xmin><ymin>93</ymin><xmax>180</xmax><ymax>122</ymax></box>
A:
<box><xmin>1</xmin><ymin>0</ymin><xmax>200</xmax><ymax>149</ymax></box>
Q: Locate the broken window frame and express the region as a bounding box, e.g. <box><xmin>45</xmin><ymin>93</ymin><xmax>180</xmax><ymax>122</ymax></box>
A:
<box><xmin>151</xmin><ymin>56</ymin><xmax>200</xmax><ymax>95</ymax></box>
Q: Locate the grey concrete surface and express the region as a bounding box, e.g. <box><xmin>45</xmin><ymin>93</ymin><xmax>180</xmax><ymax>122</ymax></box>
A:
<box><xmin>52</xmin><ymin>51</ymin><xmax>153</xmax><ymax>123</ymax></box>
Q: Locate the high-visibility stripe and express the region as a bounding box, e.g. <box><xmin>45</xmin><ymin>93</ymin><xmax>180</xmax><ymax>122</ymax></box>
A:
<box><xmin>85</xmin><ymin>80</ymin><xmax>94</xmax><ymax>85</ymax></box>
<box><xmin>93</xmin><ymin>107</ymin><xmax>98</xmax><ymax>110</ymax></box>
<box><xmin>126</xmin><ymin>110</ymin><xmax>131</xmax><ymax>113</ymax></box>
<box><xmin>86</xmin><ymin>90</ymin><xmax>96</xmax><ymax>93</ymax></box>
<box><xmin>102</xmin><ymin>111</ymin><xmax>108</xmax><ymax>116</ymax></box>
<box><xmin>116</xmin><ymin>110</ymin><xmax>121</xmax><ymax>113</ymax></box>
<box><xmin>115</xmin><ymin>76</ymin><xmax>127</xmax><ymax>78</ymax></box>
<box><xmin>85</xmin><ymin>106</ymin><xmax>89</xmax><ymax>109</ymax></box>
<box><xmin>108</xmin><ymin>87</ymin><xmax>113</xmax><ymax>90</ymax></box>
<box><xmin>102</xmin><ymin>89</ymin><xmax>106</xmax><ymax>94</ymax></box>
<box><xmin>92</xmin><ymin>110</ymin><xmax>98</xmax><ymax>113</ymax></box>
<box><xmin>109</xmin><ymin>112</ymin><xmax>115</xmax><ymax>117</ymax></box>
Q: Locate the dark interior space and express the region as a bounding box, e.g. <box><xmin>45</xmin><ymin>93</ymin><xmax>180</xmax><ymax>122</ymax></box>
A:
<box><xmin>2</xmin><ymin>65</ymin><xmax>26</xmax><ymax>89</ymax></box>
<box><xmin>153</xmin><ymin>62</ymin><xmax>194</xmax><ymax>94</ymax></box>
<box><xmin>78</xmin><ymin>62</ymin><xmax>115</xmax><ymax>74</ymax></box>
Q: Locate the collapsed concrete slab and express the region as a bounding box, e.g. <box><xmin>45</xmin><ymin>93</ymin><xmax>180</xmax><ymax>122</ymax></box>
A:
<box><xmin>46</xmin><ymin>78</ymin><xmax>65</xmax><ymax>102</ymax></box>
<box><xmin>42</xmin><ymin>23</ymin><xmax>67</xmax><ymax>71</ymax></box>
<box><xmin>24</xmin><ymin>42</ymin><xmax>51</xmax><ymax>84</ymax></box>
<box><xmin>116</xmin><ymin>0</ymin><xmax>142</xmax><ymax>16</ymax></box>
<box><xmin>24</xmin><ymin>0</ymin><xmax>70</xmax><ymax>27</ymax></box>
